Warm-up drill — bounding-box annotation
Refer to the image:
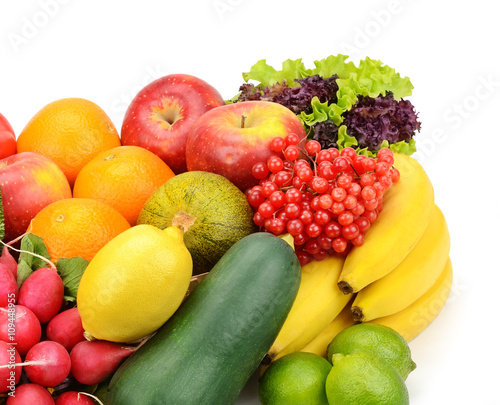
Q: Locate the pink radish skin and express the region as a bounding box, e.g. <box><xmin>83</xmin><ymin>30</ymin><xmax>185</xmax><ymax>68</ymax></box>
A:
<box><xmin>0</xmin><ymin>266</ymin><xmax>17</xmax><ymax>308</ymax></box>
<box><xmin>0</xmin><ymin>341</ymin><xmax>21</xmax><ymax>394</ymax></box>
<box><xmin>0</xmin><ymin>305</ymin><xmax>42</xmax><ymax>355</ymax></box>
<box><xmin>18</xmin><ymin>267</ymin><xmax>64</xmax><ymax>323</ymax></box>
<box><xmin>23</xmin><ymin>340</ymin><xmax>71</xmax><ymax>387</ymax></box>
<box><xmin>6</xmin><ymin>383</ymin><xmax>55</xmax><ymax>404</ymax></box>
<box><xmin>0</xmin><ymin>245</ymin><xmax>17</xmax><ymax>279</ymax></box>
<box><xmin>46</xmin><ymin>308</ymin><xmax>85</xmax><ymax>351</ymax></box>
<box><xmin>70</xmin><ymin>340</ymin><xmax>136</xmax><ymax>385</ymax></box>
<box><xmin>55</xmin><ymin>391</ymin><xmax>97</xmax><ymax>404</ymax></box>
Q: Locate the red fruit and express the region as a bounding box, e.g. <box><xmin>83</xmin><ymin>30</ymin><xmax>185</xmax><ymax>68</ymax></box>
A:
<box><xmin>70</xmin><ymin>340</ymin><xmax>136</xmax><ymax>385</ymax></box>
<box><xmin>6</xmin><ymin>383</ymin><xmax>55</xmax><ymax>404</ymax></box>
<box><xmin>0</xmin><ymin>245</ymin><xmax>17</xmax><ymax>279</ymax></box>
<box><xmin>24</xmin><ymin>341</ymin><xmax>71</xmax><ymax>387</ymax></box>
<box><xmin>46</xmin><ymin>308</ymin><xmax>85</xmax><ymax>352</ymax></box>
<box><xmin>55</xmin><ymin>391</ymin><xmax>96</xmax><ymax>405</ymax></box>
<box><xmin>0</xmin><ymin>267</ymin><xmax>17</xmax><ymax>308</ymax></box>
<box><xmin>0</xmin><ymin>340</ymin><xmax>21</xmax><ymax>394</ymax></box>
<box><xmin>0</xmin><ymin>305</ymin><xmax>42</xmax><ymax>356</ymax></box>
<box><xmin>18</xmin><ymin>267</ymin><xmax>64</xmax><ymax>324</ymax></box>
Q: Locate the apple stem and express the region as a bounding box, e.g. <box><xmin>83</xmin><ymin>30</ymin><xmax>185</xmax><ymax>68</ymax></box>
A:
<box><xmin>241</xmin><ymin>113</ymin><xmax>247</xmax><ymax>129</ymax></box>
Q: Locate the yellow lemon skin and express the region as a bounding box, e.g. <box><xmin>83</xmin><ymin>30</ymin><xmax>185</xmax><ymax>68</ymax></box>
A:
<box><xmin>77</xmin><ymin>224</ymin><xmax>193</xmax><ymax>342</ymax></box>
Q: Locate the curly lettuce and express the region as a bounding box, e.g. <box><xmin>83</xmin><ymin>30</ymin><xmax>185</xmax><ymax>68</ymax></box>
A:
<box><xmin>232</xmin><ymin>54</ymin><xmax>419</xmax><ymax>156</ymax></box>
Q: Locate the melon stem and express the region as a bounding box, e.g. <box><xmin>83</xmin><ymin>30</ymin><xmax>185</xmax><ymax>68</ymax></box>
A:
<box><xmin>172</xmin><ymin>211</ymin><xmax>197</xmax><ymax>233</ymax></box>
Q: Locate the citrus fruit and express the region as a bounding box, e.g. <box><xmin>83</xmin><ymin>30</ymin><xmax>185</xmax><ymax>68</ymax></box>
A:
<box><xmin>259</xmin><ymin>352</ymin><xmax>332</xmax><ymax>405</ymax></box>
<box><xmin>326</xmin><ymin>323</ymin><xmax>416</xmax><ymax>380</ymax></box>
<box><xmin>17</xmin><ymin>98</ymin><xmax>121</xmax><ymax>186</ymax></box>
<box><xmin>28</xmin><ymin>198</ymin><xmax>130</xmax><ymax>263</ymax></box>
<box><xmin>325</xmin><ymin>352</ymin><xmax>409</xmax><ymax>405</ymax></box>
<box><xmin>73</xmin><ymin>145</ymin><xmax>175</xmax><ymax>225</ymax></box>
<box><xmin>76</xmin><ymin>224</ymin><xmax>193</xmax><ymax>342</ymax></box>
<box><xmin>137</xmin><ymin>171</ymin><xmax>256</xmax><ymax>274</ymax></box>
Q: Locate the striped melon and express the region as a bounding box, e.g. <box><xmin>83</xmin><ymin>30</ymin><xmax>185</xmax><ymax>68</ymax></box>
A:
<box><xmin>137</xmin><ymin>171</ymin><xmax>257</xmax><ymax>274</ymax></box>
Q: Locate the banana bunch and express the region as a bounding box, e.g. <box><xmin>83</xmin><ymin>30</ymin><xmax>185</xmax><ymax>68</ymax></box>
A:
<box><xmin>263</xmin><ymin>254</ymin><xmax>352</xmax><ymax>364</ymax></box>
<box><xmin>268</xmin><ymin>154</ymin><xmax>454</xmax><ymax>363</ymax></box>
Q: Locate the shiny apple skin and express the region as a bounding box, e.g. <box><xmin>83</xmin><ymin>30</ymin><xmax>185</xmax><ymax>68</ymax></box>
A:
<box><xmin>120</xmin><ymin>74</ymin><xmax>225</xmax><ymax>174</ymax></box>
<box><xmin>186</xmin><ymin>101</ymin><xmax>307</xmax><ymax>191</ymax></box>
<box><xmin>0</xmin><ymin>152</ymin><xmax>72</xmax><ymax>242</ymax></box>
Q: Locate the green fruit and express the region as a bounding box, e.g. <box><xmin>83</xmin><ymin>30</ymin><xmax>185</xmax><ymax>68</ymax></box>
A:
<box><xmin>137</xmin><ymin>170</ymin><xmax>257</xmax><ymax>274</ymax></box>
<box><xmin>259</xmin><ymin>352</ymin><xmax>332</xmax><ymax>405</ymax></box>
<box><xmin>107</xmin><ymin>232</ymin><xmax>301</xmax><ymax>405</ymax></box>
<box><xmin>326</xmin><ymin>352</ymin><xmax>409</xmax><ymax>405</ymax></box>
<box><xmin>326</xmin><ymin>323</ymin><xmax>416</xmax><ymax>380</ymax></box>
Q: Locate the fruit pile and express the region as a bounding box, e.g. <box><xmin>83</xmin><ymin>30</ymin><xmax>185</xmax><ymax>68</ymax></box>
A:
<box><xmin>245</xmin><ymin>136</ymin><xmax>400</xmax><ymax>265</ymax></box>
<box><xmin>0</xmin><ymin>54</ymin><xmax>453</xmax><ymax>405</ymax></box>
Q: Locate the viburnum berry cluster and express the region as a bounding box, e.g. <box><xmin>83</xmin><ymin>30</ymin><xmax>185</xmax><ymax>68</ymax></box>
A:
<box><xmin>245</xmin><ymin>134</ymin><xmax>400</xmax><ymax>265</ymax></box>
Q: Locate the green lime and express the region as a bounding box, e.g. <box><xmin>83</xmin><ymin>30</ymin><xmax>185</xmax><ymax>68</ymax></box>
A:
<box><xmin>326</xmin><ymin>323</ymin><xmax>416</xmax><ymax>380</ymax></box>
<box><xmin>326</xmin><ymin>352</ymin><xmax>409</xmax><ymax>405</ymax></box>
<box><xmin>259</xmin><ymin>352</ymin><xmax>332</xmax><ymax>405</ymax></box>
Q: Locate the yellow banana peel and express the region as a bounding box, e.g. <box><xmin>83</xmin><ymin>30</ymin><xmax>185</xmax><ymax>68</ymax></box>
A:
<box><xmin>338</xmin><ymin>153</ymin><xmax>435</xmax><ymax>294</ymax></box>
<box><xmin>369</xmin><ymin>257</ymin><xmax>453</xmax><ymax>342</ymax></box>
<box><xmin>265</xmin><ymin>255</ymin><xmax>351</xmax><ymax>363</ymax></box>
<box><xmin>352</xmin><ymin>203</ymin><xmax>450</xmax><ymax>322</ymax></box>
<box><xmin>300</xmin><ymin>298</ymin><xmax>356</xmax><ymax>359</ymax></box>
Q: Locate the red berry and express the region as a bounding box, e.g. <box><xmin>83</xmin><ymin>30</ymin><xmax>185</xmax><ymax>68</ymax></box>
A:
<box><xmin>332</xmin><ymin>237</ymin><xmax>348</xmax><ymax>253</ymax></box>
<box><xmin>317</xmin><ymin>233</ymin><xmax>333</xmax><ymax>250</ymax></box>
<box><xmin>270</xmin><ymin>137</ymin><xmax>286</xmax><ymax>153</ymax></box>
<box><xmin>296</xmin><ymin>251</ymin><xmax>312</xmax><ymax>266</ymax></box>
<box><xmin>361</xmin><ymin>186</ymin><xmax>376</xmax><ymax>201</ymax></box>
<box><xmin>283</xmin><ymin>145</ymin><xmax>300</xmax><ymax>161</ymax></box>
<box><xmin>340</xmin><ymin>147</ymin><xmax>357</xmax><ymax>160</ymax></box>
<box><xmin>375</xmin><ymin>161</ymin><xmax>390</xmax><ymax>176</ymax></box>
<box><xmin>297</xmin><ymin>167</ymin><xmax>314</xmax><ymax>183</ymax></box>
<box><xmin>284</xmin><ymin>203</ymin><xmax>300</xmax><ymax>219</ymax></box>
<box><xmin>341</xmin><ymin>223</ymin><xmax>360</xmax><ymax>240</ymax></box>
<box><xmin>338</xmin><ymin>211</ymin><xmax>354</xmax><ymax>226</ymax></box>
<box><xmin>305</xmin><ymin>223</ymin><xmax>322</xmax><ymax>238</ymax></box>
<box><xmin>314</xmin><ymin>209</ymin><xmax>331</xmax><ymax>225</ymax></box>
<box><xmin>287</xmin><ymin>219</ymin><xmax>304</xmax><ymax>235</ymax></box>
<box><xmin>261</xmin><ymin>181</ymin><xmax>279</xmax><ymax>198</ymax></box>
<box><xmin>299</xmin><ymin>209</ymin><xmax>314</xmax><ymax>225</ymax></box>
<box><xmin>352</xmin><ymin>233</ymin><xmax>365</xmax><ymax>247</ymax></box>
<box><xmin>258</xmin><ymin>202</ymin><xmax>275</xmax><ymax>218</ymax></box>
<box><xmin>360</xmin><ymin>173</ymin><xmax>375</xmax><ymax>187</ymax></box>
<box><xmin>269</xmin><ymin>190</ymin><xmax>286</xmax><ymax>208</ymax></box>
<box><xmin>354</xmin><ymin>216</ymin><xmax>371</xmax><ymax>233</ymax></box>
<box><xmin>267</xmin><ymin>155</ymin><xmax>284</xmax><ymax>173</ymax></box>
<box><xmin>247</xmin><ymin>189</ymin><xmax>266</xmax><ymax>207</ymax></box>
<box><xmin>316</xmin><ymin>150</ymin><xmax>333</xmax><ymax>164</ymax></box>
<box><xmin>305</xmin><ymin>140</ymin><xmax>321</xmax><ymax>156</ymax></box>
<box><xmin>331</xmin><ymin>201</ymin><xmax>345</xmax><ymax>215</ymax></box>
<box><xmin>274</xmin><ymin>170</ymin><xmax>293</xmax><ymax>187</ymax></box>
<box><xmin>390</xmin><ymin>168</ymin><xmax>400</xmax><ymax>183</ymax></box>
<box><xmin>252</xmin><ymin>162</ymin><xmax>269</xmax><ymax>180</ymax></box>
<box><xmin>331</xmin><ymin>187</ymin><xmax>347</xmax><ymax>202</ymax></box>
<box><xmin>362</xmin><ymin>209</ymin><xmax>378</xmax><ymax>223</ymax></box>
<box><xmin>333</xmin><ymin>156</ymin><xmax>350</xmax><ymax>172</ymax></box>
<box><xmin>324</xmin><ymin>221</ymin><xmax>342</xmax><ymax>238</ymax></box>
<box><xmin>318</xmin><ymin>194</ymin><xmax>334</xmax><ymax>210</ymax></box>
<box><xmin>285</xmin><ymin>133</ymin><xmax>300</xmax><ymax>146</ymax></box>
<box><xmin>293</xmin><ymin>232</ymin><xmax>308</xmax><ymax>246</ymax></box>
<box><xmin>253</xmin><ymin>211</ymin><xmax>265</xmax><ymax>227</ymax></box>
<box><xmin>337</xmin><ymin>174</ymin><xmax>352</xmax><ymax>189</ymax></box>
<box><xmin>285</xmin><ymin>188</ymin><xmax>302</xmax><ymax>203</ymax></box>
<box><xmin>264</xmin><ymin>217</ymin><xmax>286</xmax><ymax>235</ymax></box>
<box><xmin>305</xmin><ymin>238</ymin><xmax>321</xmax><ymax>255</ymax></box>
<box><xmin>343</xmin><ymin>195</ymin><xmax>358</xmax><ymax>210</ymax></box>
<box><xmin>310</xmin><ymin>177</ymin><xmax>329</xmax><ymax>194</ymax></box>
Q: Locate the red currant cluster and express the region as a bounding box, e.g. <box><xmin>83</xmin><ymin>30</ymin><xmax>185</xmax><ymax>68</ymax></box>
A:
<box><xmin>245</xmin><ymin>134</ymin><xmax>400</xmax><ymax>265</ymax></box>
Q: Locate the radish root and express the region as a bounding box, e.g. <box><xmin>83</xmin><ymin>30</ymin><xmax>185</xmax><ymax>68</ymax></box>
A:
<box><xmin>79</xmin><ymin>392</ymin><xmax>105</xmax><ymax>405</ymax></box>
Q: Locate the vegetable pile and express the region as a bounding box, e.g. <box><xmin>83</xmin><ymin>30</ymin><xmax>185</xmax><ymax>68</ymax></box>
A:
<box><xmin>232</xmin><ymin>54</ymin><xmax>421</xmax><ymax>157</ymax></box>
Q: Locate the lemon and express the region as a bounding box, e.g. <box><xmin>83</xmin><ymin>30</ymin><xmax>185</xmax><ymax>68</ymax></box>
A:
<box><xmin>326</xmin><ymin>323</ymin><xmax>416</xmax><ymax>380</ymax></box>
<box><xmin>77</xmin><ymin>224</ymin><xmax>193</xmax><ymax>342</ymax></box>
<box><xmin>259</xmin><ymin>352</ymin><xmax>331</xmax><ymax>405</ymax></box>
<box><xmin>326</xmin><ymin>352</ymin><xmax>409</xmax><ymax>405</ymax></box>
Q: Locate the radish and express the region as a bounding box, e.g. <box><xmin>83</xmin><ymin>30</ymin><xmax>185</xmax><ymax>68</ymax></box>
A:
<box><xmin>0</xmin><ymin>305</ymin><xmax>42</xmax><ymax>355</ymax></box>
<box><xmin>0</xmin><ymin>341</ymin><xmax>21</xmax><ymax>394</ymax></box>
<box><xmin>55</xmin><ymin>391</ymin><xmax>100</xmax><ymax>404</ymax></box>
<box><xmin>0</xmin><ymin>245</ymin><xmax>17</xmax><ymax>279</ymax></box>
<box><xmin>9</xmin><ymin>340</ymin><xmax>72</xmax><ymax>387</ymax></box>
<box><xmin>18</xmin><ymin>266</ymin><xmax>64</xmax><ymax>324</ymax></box>
<box><xmin>46</xmin><ymin>307</ymin><xmax>85</xmax><ymax>351</ymax></box>
<box><xmin>0</xmin><ymin>266</ymin><xmax>17</xmax><ymax>308</ymax></box>
<box><xmin>70</xmin><ymin>340</ymin><xmax>136</xmax><ymax>385</ymax></box>
<box><xmin>5</xmin><ymin>383</ymin><xmax>55</xmax><ymax>404</ymax></box>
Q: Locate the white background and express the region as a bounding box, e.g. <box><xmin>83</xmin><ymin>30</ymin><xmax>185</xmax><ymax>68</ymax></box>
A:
<box><xmin>1</xmin><ymin>1</ymin><xmax>499</xmax><ymax>404</ymax></box>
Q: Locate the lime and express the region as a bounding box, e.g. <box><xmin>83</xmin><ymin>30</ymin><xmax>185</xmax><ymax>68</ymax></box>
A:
<box><xmin>259</xmin><ymin>352</ymin><xmax>332</xmax><ymax>405</ymax></box>
<box><xmin>326</xmin><ymin>323</ymin><xmax>416</xmax><ymax>380</ymax></box>
<box><xmin>326</xmin><ymin>352</ymin><xmax>409</xmax><ymax>405</ymax></box>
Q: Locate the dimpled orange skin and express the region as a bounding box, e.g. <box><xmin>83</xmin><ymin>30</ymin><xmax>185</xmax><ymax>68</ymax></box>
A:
<box><xmin>16</xmin><ymin>98</ymin><xmax>121</xmax><ymax>187</ymax></box>
<box><xmin>73</xmin><ymin>145</ymin><xmax>176</xmax><ymax>226</ymax></box>
<box><xmin>28</xmin><ymin>198</ymin><xmax>131</xmax><ymax>263</ymax></box>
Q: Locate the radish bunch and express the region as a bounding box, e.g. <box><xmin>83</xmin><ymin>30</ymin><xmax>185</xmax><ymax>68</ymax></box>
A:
<box><xmin>0</xmin><ymin>240</ymin><xmax>138</xmax><ymax>403</ymax></box>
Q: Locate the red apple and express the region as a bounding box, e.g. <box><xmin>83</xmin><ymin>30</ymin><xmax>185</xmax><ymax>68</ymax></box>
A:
<box><xmin>0</xmin><ymin>113</ymin><xmax>16</xmax><ymax>160</ymax></box>
<box><xmin>186</xmin><ymin>101</ymin><xmax>307</xmax><ymax>191</ymax></box>
<box><xmin>121</xmin><ymin>74</ymin><xmax>225</xmax><ymax>174</ymax></box>
<box><xmin>0</xmin><ymin>152</ymin><xmax>72</xmax><ymax>242</ymax></box>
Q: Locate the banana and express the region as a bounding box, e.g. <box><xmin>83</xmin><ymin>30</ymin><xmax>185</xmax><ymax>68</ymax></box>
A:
<box><xmin>369</xmin><ymin>257</ymin><xmax>453</xmax><ymax>342</ymax></box>
<box><xmin>338</xmin><ymin>153</ymin><xmax>435</xmax><ymax>295</ymax></box>
<box><xmin>351</xmin><ymin>203</ymin><xmax>450</xmax><ymax>322</ymax></box>
<box><xmin>264</xmin><ymin>255</ymin><xmax>352</xmax><ymax>364</ymax></box>
<box><xmin>300</xmin><ymin>298</ymin><xmax>356</xmax><ymax>359</ymax></box>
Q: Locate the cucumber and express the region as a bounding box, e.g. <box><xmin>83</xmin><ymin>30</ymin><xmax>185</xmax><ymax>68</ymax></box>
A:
<box><xmin>107</xmin><ymin>232</ymin><xmax>301</xmax><ymax>405</ymax></box>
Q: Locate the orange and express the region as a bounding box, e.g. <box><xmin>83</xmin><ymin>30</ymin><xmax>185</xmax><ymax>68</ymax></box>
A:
<box><xmin>73</xmin><ymin>145</ymin><xmax>175</xmax><ymax>225</ymax></box>
<box><xmin>17</xmin><ymin>98</ymin><xmax>121</xmax><ymax>187</ymax></box>
<box><xmin>28</xmin><ymin>198</ymin><xmax>131</xmax><ymax>263</ymax></box>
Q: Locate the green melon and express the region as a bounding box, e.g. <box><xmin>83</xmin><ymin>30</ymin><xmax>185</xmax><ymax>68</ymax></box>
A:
<box><xmin>137</xmin><ymin>171</ymin><xmax>257</xmax><ymax>275</ymax></box>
